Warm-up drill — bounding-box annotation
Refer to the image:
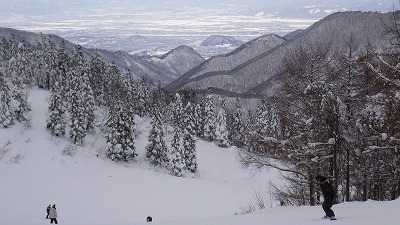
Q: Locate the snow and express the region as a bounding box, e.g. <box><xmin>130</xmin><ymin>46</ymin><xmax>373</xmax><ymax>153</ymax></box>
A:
<box><xmin>1</xmin><ymin>88</ymin><xmax>399</xmax><ymax>225</ymax></box>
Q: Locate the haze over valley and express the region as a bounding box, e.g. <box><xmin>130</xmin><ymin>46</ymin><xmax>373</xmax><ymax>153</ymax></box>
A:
<box><xmin>0</xmin><ymin>0</ymin><xmax>395</xmax><ymax>57</ymax></box>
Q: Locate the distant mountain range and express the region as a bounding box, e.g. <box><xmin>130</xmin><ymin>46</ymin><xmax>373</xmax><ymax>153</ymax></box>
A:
<box><xmin>0</xmin><ymin>28</ymin><xmax>204</xmax><ymax>86</ymax></box>
<box><xmin>0</xmin><ymin>11</ymin><xmax>394</xmax><ymax>99</ymax></box>
<box><xmin>165</xmin><ymin>11</ymin><xmax>393</xmax><ymax>98</ymax></box>
<box><xmin>200</xmin><ymin>35</ymin><xmax>243</xmax><ymax>47</ymax></box>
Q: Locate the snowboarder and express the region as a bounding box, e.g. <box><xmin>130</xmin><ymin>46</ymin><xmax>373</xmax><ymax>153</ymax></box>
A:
<box><xmin>46</xmin><ymin>204</ymin><xmax>51</xmax><ymax>219</ymax></box>
<box><xmin>316</xmin><ymin>175</ymin><xmax>336</xmax><ymax>220</ymax></box>
<box><xmin>48</xmin><ymin>204</ymin><xmax>58</xmax><ymax>224</ymax></box>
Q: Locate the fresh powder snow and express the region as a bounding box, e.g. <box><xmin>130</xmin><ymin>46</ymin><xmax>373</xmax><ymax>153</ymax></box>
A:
<box><xmin>0</xmin><ymin>88</ymin><xmax>398</xmax><ymax>225</ymax></box>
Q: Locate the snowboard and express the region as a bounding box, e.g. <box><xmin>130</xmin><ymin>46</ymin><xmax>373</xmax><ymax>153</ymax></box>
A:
<box><xmin>322</xmin><ymin>215</ymin><xmax>337</xmax><ymax>221</ymax></box>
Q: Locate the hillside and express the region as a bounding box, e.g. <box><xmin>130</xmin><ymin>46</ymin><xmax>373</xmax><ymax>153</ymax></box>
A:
<box><xmin>1</xmin><ymin>89</ymin><xmax>398</xmax><ymax>225</ymax></box>
<box><xmin>200</xmin><ymin>35</ymin><xmax>243</xmax><ymax>47</ymax></box>
<box><xmin>0</xmin><ymin>88</ymin><xmax>274</xmax><ymax>225</ymax></box>
<box><xmin>1</xmin><ymin>91</ymin><xmax>399</xmax><ymax>225</ymax></box>
<box><xmin>0</xmin><ymin>27</ymin><xmax>204</xmax><ymax>86</ymax></box>
<box><xmin>165</xmin><ymin>11</ymin><xmax>392</xmax><ymax>97</ymax></box>
<box><xmin>166</xmin><ymin>34</ymin><xmax>285</xmax><ymax>96</ymax></box>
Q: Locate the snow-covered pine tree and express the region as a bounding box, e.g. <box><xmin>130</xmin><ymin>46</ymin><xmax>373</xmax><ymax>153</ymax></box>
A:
<box><xmin>172</xmin><ymin>93</ymin><xmax>184</xmax><ymax>129</ymax></box>
<box><xmin>46</xmin><ymin>81</ymin><xmax>65</xmax><ymax>136</ymax></box>
<box><xmin>105</xmin><ymin>100</ymin><xmax>137</xmax><ymax>162</ymax></box>
<box><xmin>193</xmin><ymin>102</ymin><xmax>203</xmax><ymax>137</ymax></box>
<box><xmin>81</xmin><ymin>66</ymin><xmax>96</xmax><ymax>132</ymax></box>
<box><xmin>0</xmin><ymin>71</ymin><xmax>14</xmax><ymax>128</ymax></box>
<box><xmin>88</xmin><ymin>56</ymin><xmax>107</xmax><ymax>106</ymax></box>
<box><xmin>68</xmin><ymin>46</ymin><xmax>89</xmax><ymax>145</ymax></box>
<box><xmin>0</xmin><ymin>38</ymin><xmax>12</xmax><ymax>71</ymax></box>
<box><xmin>146</xmin><ymin>101</ymin><xmax>168</xmax><ymax>166</ymax></box>
<box><xmin>151</xmin><ymin>86</ymin><xmax>168</xmax><ymax>118</ymax></box>
<box><xmin>69</xmin><ymin>79</ymin><xmax>86</xmax><ymax>145</ymax></box>
<box><xmin>136</xmin><ymin>77</ymin><xmax>151</xmax><ymax>117</ymax></box>
<box><xmin>170</xmin><ymin>127</ymin><xmax>185</xmax><ymax>177</ymax></box>
<box><xmin>183</xmin><ymin>101</ymin><xmax>197</xmax><ymax>173</ymax></box>
<box><xmin>58</xmin><ymin>41</ymin><xmax>71</xmax><ymax>103</ymax></box>
<box><xmin>215</xmin><ymin>108</ymin><xmax>229</xmax><ymax>147</ymax></box>
<box><xmin>35</xmin><ymin>35</ymin><xmax>59</xmax><ymax>90</ymax></box>
<box><xmin>203</xmin><ymin>89</ymin><xmax>216</xmax><ymax>141</ymax></box>
<box><xmin>121</xmin><ymin>69</ymin><xmax>139</xmax><ymax>117</ymax></box>
<box><xmin>103</xmin><ymin>63</ymin><xmax>122</xmax><ymax>108</ymax></box>
<box><xmin>255</xmin><ymin>99</ymin><xmax>269</xmax><ymax>135</ymax></box>
<box><xmin>10</xmin><ymin>43</ymin><xmax>30</xmax><ymax>122</ymax></box>
<box><xmin>230</xmin><ymin>99</ymin><xmax>245</xmax><ymax>148</ymax></box>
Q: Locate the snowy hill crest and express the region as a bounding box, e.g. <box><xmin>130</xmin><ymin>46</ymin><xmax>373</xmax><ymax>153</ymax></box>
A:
<box><xmin>166</xmin><ymin>11</ymin><xmax>392</xmax><ymax>97</ymax></box>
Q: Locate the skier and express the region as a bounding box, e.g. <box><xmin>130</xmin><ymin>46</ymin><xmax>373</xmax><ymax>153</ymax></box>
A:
<box><xmin>46</xmin><ymin>204</ymin><xmax>51</xmax><ymax>219</ymax></box>
<box><xmin>316</xmin><ymin>175</ymin><xmax>336</xmax><ymax>220</ymax></box>
<box><xmin>48</xmin><ymin>204</ymin><xmax>58</xmax><ymax>224</ymax></box>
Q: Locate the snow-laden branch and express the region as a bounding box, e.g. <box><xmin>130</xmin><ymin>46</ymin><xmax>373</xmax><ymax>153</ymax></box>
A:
<box><xmin>366</xmin><ymin>57</ymin><xmax>400</xmax><ymax>88</ymax></box>
<box><xmin>238</xmin><ymin>149</ymin><xmax>308</xmax><ymax>179</ymax></box>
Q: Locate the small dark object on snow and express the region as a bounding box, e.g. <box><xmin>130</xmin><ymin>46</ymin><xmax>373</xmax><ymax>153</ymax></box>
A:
<box><xmin>147</xmin><ymin>216</ymin><xmax>152</xmax><ymax>222</ymax></box>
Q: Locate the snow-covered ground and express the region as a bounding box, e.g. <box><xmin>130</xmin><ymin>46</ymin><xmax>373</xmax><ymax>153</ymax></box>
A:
<box><xmin>1</xmin><ymin>88</ymin><xmax>399</xmax><ymax>225</ymax></box>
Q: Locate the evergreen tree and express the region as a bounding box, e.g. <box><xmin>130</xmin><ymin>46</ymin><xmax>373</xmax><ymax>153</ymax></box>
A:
<box><xmin>215</xmin><ymin>108</ymin><xmax>229</xmax><ymax>147</ymax></box>
<box><xmin>0</xmin><ymin>38</ymin><xmax>13</xmax><ymax>70</ymax></box>
<box><xmin>230</xmin><ymin>99</ymin><xmax>245</xmax><ymax>148</ymax></box>
<box><xmin>81</xmin><ymin>68</ymin><xmax>96</xmax><ymax>132</ymax></box>
<box><xmin>203</xmin><ymin>89</ymin><xmax>216</xmax><ymax>140</ymax></box>
<box><xmin>10</xmin><ymin>43</ymin><xmax>30</xmax><ymax>122</ymax></box>
<box><xmin>88</xmin><ymin>56</ymin><xmax>107</xmax><ymax>106</ymax></box>
<box><xmin>170</xmin><ymin>127</ymin><xmax>185</xmax><ymax>177</ymax></box>
<box><xmin>183</xmin><ymin>102</ymin><xmax>197</xmax><ymax>173</ymax></box>
<box><xmin>105</xmin><ymin>100</ymin><xmax>137</xmax><ymax>162</ymax></box>
<box><xmin>69</xmin><ymin>75</ymin><xmax>86</xmax><ymax>145</ymax></box>
<box><xmin>146</xmin><ymin>102</ymin><xmax>168</xmax><ymax>166</ymax></box>
<box><xmin>68</xmin><ymin>46</ymin><xmax>89</xmax><ymax>145</ymax></box>
<box><xmin>136</xmin><ymin>77</ymin><xmax>151</xmax><ymax>117</ymax></box>
<box><xmin>255</xmin><ymin>100</ymin><xmax>281</xmax><ymax>138</ymax></box>
<box><xmin>46</xmin><ymin>82</ymin><xmax>65</xmax><ymax>136</ymax></box>
<box><xmin>151</xmin><ymin>86</ymin><xmax>168</xmax><ymax>117</ymax></box>
<box><xmin>193</xmin><ymin>102</ymin><xmax>203</xmax><ymax>137</ymax></box>
<box><xmin>104</xmin><ymin>63</ymin><xmax>122</xmax><ymax>108</ymax></box>
<box><xmin>172</xmin><ymin>93</ymin><xmax>184</xmax><ymax>129</ymax></box>
<box><xmin>0</xmin><ymin>71</ymin><xmax>14</xmax><ymax>128</ymax></box>
<box><xmin>255</xmin><ymin>99</ymin><xmax>269</xmax><ymax>135</ymax></box>
<box><xmin>58</xmin><ymin>41</ymin><xmax>71</xmax><ymax>103</ymax></box>
<box><xmin>121</xmin><ymin>69</ymin><xmax>138</xmax><ymax>115</ymax></box>
<box><xmin>35</xmin><ymin>35</ymin><xmax>59</xmax><ymax>89</ymax></box>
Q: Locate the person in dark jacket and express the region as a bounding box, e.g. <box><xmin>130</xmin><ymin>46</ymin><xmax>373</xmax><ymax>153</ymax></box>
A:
<box><xmin>46</xmin><ymin>204</ymin><xmax>51</xmax><ymax>219</ymax></box>
<box><xmin>49</xmin><ymin>204</ymin><xmax>58</xmax><ymax>224</ymax></box>
<box><xmin>316</xmin><ymin>175</ymin><xmax>336</xmax><ymax>220</ymax></box>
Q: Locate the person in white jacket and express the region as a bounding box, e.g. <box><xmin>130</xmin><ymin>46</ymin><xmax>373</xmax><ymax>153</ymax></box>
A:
<box><xmin>49</xmin><ymin>204</ymin><xmax>58</xmax><ymax>224</ymax></box>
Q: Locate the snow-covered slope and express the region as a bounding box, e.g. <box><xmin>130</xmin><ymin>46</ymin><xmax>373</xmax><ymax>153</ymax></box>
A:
<box><xmin>166</xmin><ymin>34</ymin><xmax>285</xmax><ymax>95</ymax></box>
<box><xmin>166</xmin><ymin>11</ymin><xmax>392</xmax><ymax>97</ymax></box>
<box><xmin>1</xmin><ymin>89</ymin><xmax>399</xmax><ymax>225</ymax></box>
<box><xmin>0</xmin><ymin>88</ymin><xmax>273</xmax><ymax>225</ymax></box>
<box><xmin>200</xmin><ymin>35</ymin><xmax>243</xmax><ymax>47</ymax></box>
<box><xmin>0</xmin><ymin>28</ymin><xmax>204</xmax><ymax>86</ymax></box>
<box><xmin>151</xmin><ymin>45</ymin><xmax>205</xmax><ymax>76</ymax></box>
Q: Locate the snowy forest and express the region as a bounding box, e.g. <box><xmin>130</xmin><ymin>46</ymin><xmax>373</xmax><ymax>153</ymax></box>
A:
<box><xmin>0</xmin><ymin>11</ymin><xmax>399</xmax><ymax>210</ymax></box>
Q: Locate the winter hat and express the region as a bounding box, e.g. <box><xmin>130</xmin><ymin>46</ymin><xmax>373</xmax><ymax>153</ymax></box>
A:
<box><xmin>316</xmin><ymin>175</ymin><xmax>327</xmax><ymax>182</ymax></box>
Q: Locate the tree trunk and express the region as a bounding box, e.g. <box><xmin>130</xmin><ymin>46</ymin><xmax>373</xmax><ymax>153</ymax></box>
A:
<box><xmin>362</xmin><ymin>175</ymin><xmax>368</xmax><ymax>201</ymax></box>
<box><xmin>309</xmin><ymin>174</ymin><xmax>315</xmax><ymax>206</ymax></box>
<box><xmin>345</xmin><ymin>148</ymin><xmax>350</xmax><ymax>201</ymax></box>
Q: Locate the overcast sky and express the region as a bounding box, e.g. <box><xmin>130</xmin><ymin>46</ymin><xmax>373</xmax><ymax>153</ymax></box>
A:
<box><xmin>0</xmin><ymin>0</ymin><xmax>396</xmax><ymax>17</ymax></box>
<box><xmin>0</xmin><ymin>0</ymin><xmax>397</xmax><ymax>38</ymax></box>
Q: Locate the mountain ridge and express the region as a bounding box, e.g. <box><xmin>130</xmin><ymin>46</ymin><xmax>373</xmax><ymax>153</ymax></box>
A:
<box><xmin>0</xmin><ymin>27</ymin><xmax>204</xmax><ymax>86</ymax></box>
<box><xmin>165</xmin><ymin>11</ymin><xmax>392</xmax><ymax>98</ymax></box>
